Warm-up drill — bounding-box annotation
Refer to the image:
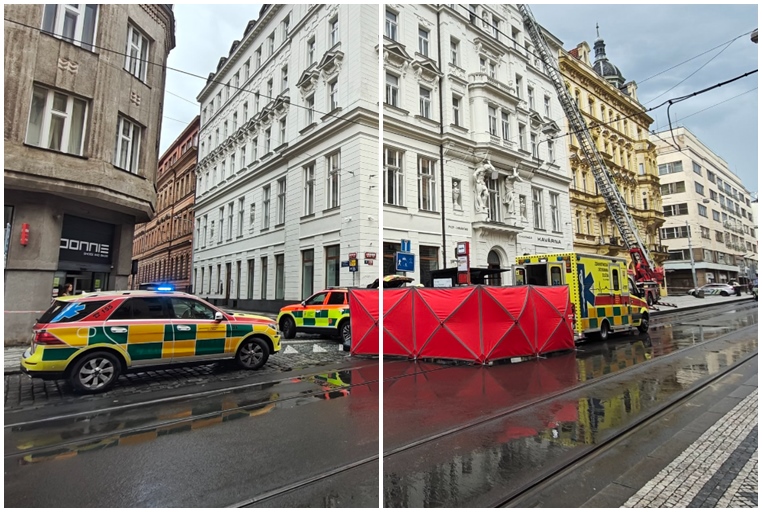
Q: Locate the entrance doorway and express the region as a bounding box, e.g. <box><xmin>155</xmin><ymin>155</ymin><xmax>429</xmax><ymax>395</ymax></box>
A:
<box><xmin>486</xmin><ymin>250</ymin><xmax>502</xmax><ymax>286</ymax></box>
<box><xmin>53</xmin><ymin>271</ymin><xmax>110</xmax><ymax>296</ymax></box>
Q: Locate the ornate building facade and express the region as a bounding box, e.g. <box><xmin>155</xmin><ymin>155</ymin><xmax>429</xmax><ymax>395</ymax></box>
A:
<box><xmin>193</xmin><ymin>5</ymin><xmax>379</xmax><ymax>311</ymax></box>
<box><xmin>559</xmin><ymin>36</ymin><xmax>667</xmax><ymax>288</ymax></box>
<box><xmin>382</xmin><ymin>4</ymin><xmax>573</xmax><ymax>287</ymax></box>
<box><xmin>131</xmin><ymin>117</ymin><xmax>199</xmax><ymax>292</ymax></box>
<box><xmin>3</xmin><ymin>4</ymin><xmax>175</xmax><ymax>343</ymax></box>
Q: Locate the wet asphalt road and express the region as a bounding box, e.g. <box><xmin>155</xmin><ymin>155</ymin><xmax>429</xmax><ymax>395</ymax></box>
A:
<box><xmin>4</xmin><ymin>301</ymin><xmax>756</xmax><ymax>508</ymax></box>
<box><xmin>4</xmin><ymin>361</ymin><xmax>380</xmax><ymax>508</ymax></box>
<box><xmin>382</xmin><ymin>301</ymin><xmax>758</xmax><ymax>507</ymax></box>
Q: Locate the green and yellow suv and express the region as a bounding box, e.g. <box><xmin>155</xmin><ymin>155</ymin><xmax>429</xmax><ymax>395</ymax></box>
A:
<box><xmin>21</xmin><ymin>291</ymin><xmax>280</xmax><ymax>393</ymax></box>
<box><xmin>277</xmin><ymin>289</ymin><xmax>351</xmax><ymax>344</ymax></box>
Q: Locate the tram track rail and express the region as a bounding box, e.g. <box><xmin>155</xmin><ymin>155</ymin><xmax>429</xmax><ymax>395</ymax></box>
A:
<box><xmin>493</xmin><ymin>350</ymin><xmax>758</xmax><ymax>508</ymax></box>
<box><xmin>382</xmin><ymin>314</ymin><xmax>757</xmax><ymax>460</ymax></box>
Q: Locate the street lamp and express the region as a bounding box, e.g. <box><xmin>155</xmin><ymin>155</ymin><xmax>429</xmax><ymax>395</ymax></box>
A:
<box><xmin>686</xmin><ymin>220</ymin><xmax>699</xmax><ymax>296</ymax></box>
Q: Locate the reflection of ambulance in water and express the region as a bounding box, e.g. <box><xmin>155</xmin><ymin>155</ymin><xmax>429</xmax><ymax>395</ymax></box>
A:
<box><xmin>514</xmin><ymin>252</ymin><xmax>649</xmax><ymax>341</ymax></box>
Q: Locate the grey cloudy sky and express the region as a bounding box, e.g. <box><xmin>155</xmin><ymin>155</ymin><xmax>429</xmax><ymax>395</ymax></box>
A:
<box><xmin>160</xmin><ymin>4</ymin><xmax>759</xmax><ymax>193</ymax></box>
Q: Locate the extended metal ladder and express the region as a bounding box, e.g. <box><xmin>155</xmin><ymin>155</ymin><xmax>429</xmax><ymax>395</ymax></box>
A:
<box><xmin>518</xmin><ymin>4</ymin><xmax>656</xmax><ymax>272</ymax></box>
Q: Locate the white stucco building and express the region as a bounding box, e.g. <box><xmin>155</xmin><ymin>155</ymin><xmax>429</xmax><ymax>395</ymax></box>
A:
<box><xmin>382</xmin><ymin>4</ymin><xmax>572</xmax><ymax>287</ymax></box>
<box><xmin>193</xmin><ymin>4</ymin><xmax>379</xmax><ymax>310</ymax></box>
<box><xmin>650</xmin><ymin>127</ymin><xmax>757</xmax><ymax>292</ymax></box>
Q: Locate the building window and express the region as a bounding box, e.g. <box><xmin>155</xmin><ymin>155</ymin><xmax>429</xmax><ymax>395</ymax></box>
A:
<box><xmin>420</xmin><ymin>246</ymin><xmax>439</xmax><ymax>288</ymax></box>
<box><xmin>658</xmin><ymin>161</ymin><xmax>683</xmax><ymax>175</ymax></box>
<box><xmin>451</xmin><ymin>95</ymin><xmax>462</xmax><ymax>126</ymax></box>
<box><xmin>260</xmin><ymin>256</ymin><xmax>268</xmax><ymax>299</ymax></box>
<box><xmin>307</xmin><ymin>37</ymin><xmax>316</xmax><ymax>64</ymax></box>
<box><xmin>329</xmin><ymin>16</ymin><xmax>339</xmax><ymax>46</ymax></box>
<box><xmin>418</xmin><ymin>157</ymin><xmax>437</xmax><ymax>212</ymax></box>
<box><xmin>304</xmin><ymin>164</ymin><xmax>315</xmax><ymax>215</ymax></box>
<box><xmin>41</xmin><ymin>4</ymin><xmax>98</xmax><ymax>51</ymax></box>
<box><xmin>660</xmin><ymin>226</ymin><xmax>690</xmax><ymax>239</ymax></box>
<box><xmin>202</xmin><ymin>215</ymin><xmax>207</xmax><ymax>247</ymax></box>
<box><xmin>518</xmin><ymin>123</ymin><xmax>526</xmax><ymax>151</ymax></box>
<box><xmin>301</xmin><ymin>249</ymin><xmax>314</xmax><ymax>299</ymax></box>
<box><xmin>124</xmin><ymin>24</ymin><xmax>149</xmax><ymax>81</ymax></box>
<box><xmin>240</xmin><ymin>146</ymin><xmax>246</xmax><ymax>170</ymax></box>
<box><xmin>491</xmin><ymin>14</ymin><xmax>500</xmax><ymax>39</ymax></box>
<box><xmin>550</xmin><ymin>192</ymin><xmax>561</xmax><ymax>231</ymax></box>
<box><xmin>544</xmin><ymin>95</ymin><xmax>551</xmax><ymax>117</ymax></box>
<box><xmin>660</xmin><ymin>181</ymin><xmax>686</xmax><ymax>195</ymax></box>
<box><xmin>237</xmin><ymin>198</ymin><xmax>244</xmax><ymax>236</ymax></box>
<box><xmin>26</xmin><ymin>85</ymin><xmax>87</xmax><ymax>156</ymax></box>
<box><xmin>326</xmin><ymin>152</ymin><xmax>341</xmax><ymax>209</ymax></box>
<box><xmin>692</xmin><ymin>161</ymin><xmax>702</xmax><ymax>175</ymax></box>
<box><xmin>218</xmin><ymin>207</ymin><xmax>224</xmax><ymax>243</ymax></box>
<box><xmin>528</xmin><ymin>86</ymin><xmax>535</xmax><ymax>110</ymax></box>
<box><xmin>385</xmin><ymin>10</ymin><xmax>397</xmax><ymax>40</ymax></box>
<box><xmin>279</xmin><ymin>117</ymin><xmax>287</xmax><ymax>145</ymax></box>
<box><xmin>698</xmin><ymin>204</ymin><xmax>708</xmax><ymax>217</ymax></box>
<box><xmin>515</xmin><ymin>74</ymin><xmax>523</xmax><ymax>99</ymax></box>
<box><xmin>419</xmin><ymin>87</ymin><xmax>431</xmax><ymax>118</ymax></box>
<box><xmin>486</xmin><ymin>177</ymin><xmax>501</xmax><ymax>223</ymax></box>
<box><xmin>262</xmin><ymin>184</ymin><xmax>271</xmax><ymax>229</ymax></box>
<box><xmin>695</xmin><ymin>182</ymin><xmax>705</xmax><ymax>196</ymax></box>
<box><xmin>450</xmin><ymin>38</ymin><xmax>459</xmax><ymax>65</ymax></box>
<box><xmin>306</xmin><ymin>95</ymin><xmax>315</xmax><ymax>125</ymax></box>
<box><xmin>547</xmin><ymin>140</ymin><xmax>555</xmax><ymax>162</ymax></box>
<box><xmin>707</xmin><ymin>170</ymin><xmax>716</xmax><ymax>183</ymax></box>
<box><xmin>488</xmin><ymin>106</ymin><xmax>497</xmax><ymax>136</ymax></box>
<box><xmin>662</xmin><ymin>203</ymin><xmax>689</xmax><ymax>217</ymax></box>
<box><xmin>274</xmin><ymin>254</ymin><xmax>285</xmax><ymax>300</ymax></box>
<box><xmin>384</xmin><ymin>147</ymin><xmax>403</xmax><ymax>206</ymax></box>
<box><xmin>226</xmin><ymin>201</ymin><xmax>233</xmax><ymax>240</ymax></box>
<box><xmin>501</xmin><ymin>112</ymin><xmax>510</xmax><ymax>141</ymax></box>
<box><xmin>386</xmin><ymin>73</ymin><xmax>399</xmax><ymax>107</ymax></box>
<box><xmin>329</xmin><ymin>79</ymin><xmax>339</xmax><ymax>110</ymax></box>
<box><xmin>532</xmin><ymin>187</ymin><xmax>544</xmax><ymax>230</ymax></box>
<box><xmin>281</xmin><ymin>65</ymin><xmax>288</xmax><ymax>92</ymax></box>
<box><xmin>264</xmin><ymin>128</ymin><xmax>271</xmax><ymax>153</ymax></box>
<box><xmin>252</xmin><ymin>137</ymin><xmax>258</xmax><ymax>161</ymax></box>
<box><xmin>712</xmin><ymin>210</ymin><xmax>721</xmax><ymax>221</ymax></box>
<box><xmin>114</xmin><ymin>116</ymin><xmax>142</xmax><ymax>173</ymax></box>
<box><xmin>418</xmin><ymin>27</ymin><xmax>429</xmax><ymax>56</ymax></box>
<box><xmin>248</xmin><ymin>203</ymin><xmax>256</xmax><ymax>233</ymax></box>
<box><xmin>267</xmin><ymin>31</ymin><xmax>275</xmax><ymax>56</ymax></box>
<box><xmin>530</xmin><ymin>133</ymin><xmax>538</xmax><ymax>158</ymax></box>
<box><xmin>325</xmin><ymin>245</ymin><xmax>340</xmax><ymax>287</ymax></box>
<box><xmin>276</xmin><ymin>178</ymin><xmax>286</xmax><ymax>225</ymax></box>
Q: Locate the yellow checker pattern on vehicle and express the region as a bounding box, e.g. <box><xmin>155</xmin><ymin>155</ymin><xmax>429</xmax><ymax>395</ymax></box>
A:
<box><xmin>584</xmin><ymin>305</ymin><xmax>631</xmax><ymax>331</ymax></box>
<box><xmin>293</xmin><ymin>307</ymin><xmax>348</xmax><ymax>328</ymax></box>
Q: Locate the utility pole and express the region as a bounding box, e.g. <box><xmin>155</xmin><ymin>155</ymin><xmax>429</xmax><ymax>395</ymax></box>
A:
<box><xmin>686</xmin><ymin>221</ymin><xmax>699</xmax><ymax>296</ymax></box>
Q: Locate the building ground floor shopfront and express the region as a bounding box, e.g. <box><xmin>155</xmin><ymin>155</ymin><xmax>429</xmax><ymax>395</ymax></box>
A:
<box><xmin>664</xmin><ymin>262</ymin><xmax>743</xmax><ymax>295</ymax></box>
<box><xmin>4</xmin><ymin>191</ymin><xmax>135</xmax><ymax>344</ymax></box>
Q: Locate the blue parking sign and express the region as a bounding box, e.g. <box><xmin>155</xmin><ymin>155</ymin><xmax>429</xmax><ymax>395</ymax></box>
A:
<box><xmin>395</xmin><ymin>252</ymin><xmax>415</xmax><ymax>272</ymax></box>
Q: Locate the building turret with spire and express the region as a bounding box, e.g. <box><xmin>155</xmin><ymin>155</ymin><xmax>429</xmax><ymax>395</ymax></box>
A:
<box><xmin>592</xmin><ymin>24</ymin><xmax>626</xmax><ymax>89</ymax></box>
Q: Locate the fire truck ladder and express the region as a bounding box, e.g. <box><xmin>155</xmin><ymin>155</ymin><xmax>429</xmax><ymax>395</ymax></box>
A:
<box><xmin>518</xmin><ymin>4</ymin><xmax>656</xmax><ymax>272</ymax></box>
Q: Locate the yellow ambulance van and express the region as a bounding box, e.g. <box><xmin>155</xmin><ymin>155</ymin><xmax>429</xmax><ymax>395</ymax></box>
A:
<box><xmin>514</xmin><ymin>252</ymin><xmax>649</xmax><ymax>341</ymax></box>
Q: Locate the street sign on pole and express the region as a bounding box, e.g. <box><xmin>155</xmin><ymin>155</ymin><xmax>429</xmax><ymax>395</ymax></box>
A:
<box><xmin>395</xmin><ymin>252</ymin><xmax>415</xmax><ymax>272</ymax></box>
<box><xmin>401</xmin><ymin>239</ymin><xmax>411</xmax><ymax>252</ymax></box>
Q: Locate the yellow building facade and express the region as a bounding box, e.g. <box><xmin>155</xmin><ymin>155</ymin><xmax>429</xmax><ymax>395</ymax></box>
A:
<box><xmin>558</xmin><ymin>38</ymin><xmax>667</xmax><ymax>287</ymax></box>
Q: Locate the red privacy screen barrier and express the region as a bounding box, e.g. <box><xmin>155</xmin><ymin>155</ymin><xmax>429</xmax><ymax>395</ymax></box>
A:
<box><xmin>348</xmin><ymin>289</ymin><xmax>379</xmax><ymax>356</ymax></box>
<box><xmin>349</xmin><ymin>285</ymin><xmax>574</xmax><ymax>363</ymax></box>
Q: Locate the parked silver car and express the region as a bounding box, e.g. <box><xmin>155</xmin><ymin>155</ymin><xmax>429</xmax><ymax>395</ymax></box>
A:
<box><xmin>687</xmin><ymin>283</ymin><xmax>735</xmax><ymax>297</ymax></box>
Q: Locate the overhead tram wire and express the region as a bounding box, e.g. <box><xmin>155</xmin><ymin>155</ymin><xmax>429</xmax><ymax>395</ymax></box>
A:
<box><xmin>3</xmin><ymin>17</ymin><xmax>372</xmax><ymax>132</ymax></box>
<box><xmin>7</xmin><ymin>16</ymin><xmax>756</xmax><ymax>174</ymax></box>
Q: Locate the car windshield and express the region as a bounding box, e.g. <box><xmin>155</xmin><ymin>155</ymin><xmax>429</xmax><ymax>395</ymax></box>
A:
<box><xmin>38</xmin><ymin>300</ymin><xmax>110</xmax><ymax>324</ymax></box>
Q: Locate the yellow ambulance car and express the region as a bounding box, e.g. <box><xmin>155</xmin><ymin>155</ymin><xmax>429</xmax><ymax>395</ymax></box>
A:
<box><xmin>514</xmin><ymin>252</ymin><xmax>649</xmax><ymax>341</ymax></box>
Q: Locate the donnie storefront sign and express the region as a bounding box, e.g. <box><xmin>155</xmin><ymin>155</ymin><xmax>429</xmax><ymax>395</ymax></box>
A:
<box><xmin>53</xmin><ymin>215</ymin><xmax>115</xmax><ymax>296</ymax></box>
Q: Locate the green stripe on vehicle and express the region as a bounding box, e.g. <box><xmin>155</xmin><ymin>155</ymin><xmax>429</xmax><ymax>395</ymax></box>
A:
<box><xmin>127</xmin><ymin>342</ymin><xmax>163</xmax><ymax>360</ymax></box>
<box><xmin>229</xmin><ymin>324</ymin><xmax>253</xmax><ymax>337</ymax></box>
<box><xmin>89</xmin><ymin>326</ymin><xmax>126</xmax><ymax>345</ymax></box>
<box><xmin>41</xmin><ymin>347</ymin><xmax>79</xmax><ymax>361</ymax></box>
<box><xmin>302</xmin><ymin>318</ymin><xmax>316</xmax><ymax>326</ymax></box>
<box><xmin>173</xmin><ymin>324</ymin><xmax>196</xmax><ymax>341</ymax></box>
<box><xmin>196</xmin><ymin>338</ymin><xmax>225</xmax><ymax>355</ymax></box>
<box><xmin>164</xmin><ymin>325</ymin><xmax>174</xmax><ymax>342</ymax></box>
<box><xmin>316</xmin><ymin>310</ymin><xmax>329</xmax><ymax>318</ymax></box>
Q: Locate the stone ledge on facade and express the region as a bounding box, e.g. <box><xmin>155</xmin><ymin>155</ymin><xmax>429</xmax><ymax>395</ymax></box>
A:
<box><xmin>320</xmin><ymin>107</ymin><xmax>343</xmax><ymax>121</ymax></box>
<box><xmin>383</xmin><ymin>103</ymin><xmax>410</xmax><ymax>117</ymax></box>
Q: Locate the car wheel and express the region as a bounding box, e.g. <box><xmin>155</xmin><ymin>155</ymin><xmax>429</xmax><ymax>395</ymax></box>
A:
<box><xmin>339</xmin><ymin>320</ymin><xmax>351</xmax><ymax>347</ymax></box>
<box><xmin>638</xmin><ymin>314</ymin><xmax>649</xmax><ymax>333</ymax></box>
<box><xmin>280</xmin><ymin>316</ymin><xmax>296</xmax><ymax>339</ymax></box>
<box><xmin>598</xmin><ymin>321</ymin><xmax>610</xmax><ymax>341</ymax></box>
<box><xmin>646</xmin><ymin>293</ymin><xmax>654</xmax><ymax>306</ymax></box>
<box><xmin>720</xmin><ymin>291</ymin><xmax>729</xmax><ymax>296</ymax></box>
<box><xmin>236</xmin><ymin>337</ymin><xmax>269</xmax><ymax>370</ymax></box>
<box><xmin>69</xmin><ymin>351</ymin><xmax>121</xmax><ymax>394</ymax></box>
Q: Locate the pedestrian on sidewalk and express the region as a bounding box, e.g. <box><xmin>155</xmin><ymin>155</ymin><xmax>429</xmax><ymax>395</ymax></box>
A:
<box><xmin>60</xmin><ymin>283</ymin><xmax>73</xmax><ymax>296</ymax></box>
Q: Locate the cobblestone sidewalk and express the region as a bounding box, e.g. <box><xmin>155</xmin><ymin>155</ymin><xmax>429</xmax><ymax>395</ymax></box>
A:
<box><xmin>623</xmin><ymin>389</ymin><xmax>758</xmax><ymax>508</ymax></box>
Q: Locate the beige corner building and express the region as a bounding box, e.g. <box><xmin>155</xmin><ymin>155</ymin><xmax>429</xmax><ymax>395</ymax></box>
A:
<box><xmin>559</xmin><ymin>35</ymin><xmax>667</xmax><ymax>291</ymax></box>
<box><xmin>3</xmin><ymin>5</ymin><xmax>175</xmax><ymax>343</ymax></box>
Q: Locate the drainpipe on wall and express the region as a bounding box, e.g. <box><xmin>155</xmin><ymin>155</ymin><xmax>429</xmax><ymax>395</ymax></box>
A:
<box><xmin>437</xmin><ymin>7</ymin><xmax>447</xmax><ymax>268</ymax></box>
